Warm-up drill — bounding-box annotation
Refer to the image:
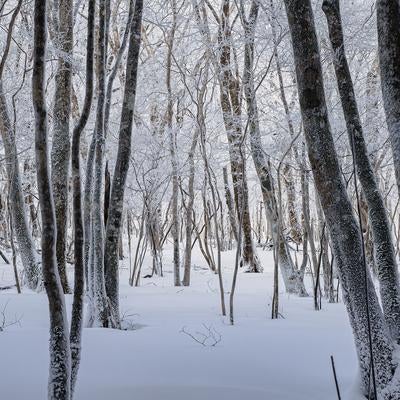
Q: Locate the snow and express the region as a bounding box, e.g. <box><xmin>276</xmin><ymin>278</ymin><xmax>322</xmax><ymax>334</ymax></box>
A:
<box><xmin>0</xmin><ymin>245</ymin><xmax>361</xmax><ymax>399</ymax></box>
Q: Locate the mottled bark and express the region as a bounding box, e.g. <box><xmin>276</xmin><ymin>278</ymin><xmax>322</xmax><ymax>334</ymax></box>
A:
<box><xmin>146</xmin><ymin>202</ymin><xmax>163</xmax><ymax>277</ymax></box>
<box><xmin>284</xmin><ymin>0</ymin><xmax>397</xmax><ymax>396</ymax></box>
<box><xmin>70</xmin><ymin>0</ymin><xmax>95</xmax><ymax>392</ymax></box>
<box><xmin>283</xmin><ymin>158</ymin><xmax>301</xmax><ymax>245</ymax></box>
<box><xmin>51</xmin><ymin>0</ymin><xmax>73</xmax><ymax>294</ymax></box>
<box><xmin>316</xmin><ymin>199</ymin><xmax>334</xmax><ymax>302</ymax></box>
<box><xmin>324</xmin><ymin>0</ymin><xmax>400</xmax><ymax>341</ymax></box>
<box><xmin>222</xmin><ymin>166</ymin><xmax>238</xmax><ymax>242</ymax></box>
<box><xmin>87</xmin><ymin>0</ymin><xmax>112</xmax><ymax>328</ymax></box>
<box><xmin>0</xmin><ymin>87</ymin><xmax>40</xmax><ymax>290</ymax></box>
<box><xmin>376</xmin><ymin>0</ymin><xmax>400</xmax><ymax>197</ymax></box>
<box><xmin>218</xmin><ymin>0</ymin><xmax>261</xmax><ymax>272</ymax></box>
<box><xmin>32</xmin><ymin>0</ymin><xmax>71</xmax><ymax>397</ymax></box>
<box><xmin>242</xmin><ymin>1</ymin><xmax>307</xmax><ymax>292</ymax></box>
<box><xmin>104</xmin><ymin>0</ymin><xmax>144</xmax><ymax>324</ymax></box>
<box><xmin>0</xmin><ymin>0</ymin><xmax>40</xmax><ymax>290</ymax></box>
<box><xmin>104</xmin><ymin>160</ymin><xmax>110</xmax><ymax>225</ymax></box>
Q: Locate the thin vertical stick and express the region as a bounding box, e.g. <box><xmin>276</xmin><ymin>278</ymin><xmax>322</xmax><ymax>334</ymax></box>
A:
<box><xmin>330</xmin><ymin>355</ymin><xmax>341</xmax><ymax>400</ymax></box>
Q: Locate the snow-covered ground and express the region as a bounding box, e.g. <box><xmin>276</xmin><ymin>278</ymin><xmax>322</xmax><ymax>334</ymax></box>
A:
<box><xmin>0</xmin><ymin>245</ymin><xmax>361</xmax><ymax>399</ymax></box>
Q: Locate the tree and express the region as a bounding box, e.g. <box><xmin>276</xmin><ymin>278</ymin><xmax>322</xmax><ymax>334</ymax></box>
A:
<box><xmin>0</xmin><ymin>0</ymin><xmax>40</xmax><ymax>290</ymax></box>
<box><xmin>376</xmin><ymin>0</ymin><xmax>400</xmax><ymax>197</ymax></box>
<box><xmin>241</xmin><ymin>0</ymin><xmax>306</xmax><ymax>294</ymax></box>
<box><xmin>166</xmin><ymin>0</ymin><xmax>181</xmax><ymax>286</ymax></box>
<box><xmin>70</xmin><ymin>0</ymin><xmax>96</xmax><ymax>391</ymax></box>
<box><xmin>32</xmin><ymin>0</ymin><xmax>71</xmax><ymax>397</ymax></box>
<box><xmin>86</xmin><ymin>0</ymin><xmax>112</xmax><ymax>328</ymax></box>
<box><xmin>51</xmin><ymin>0</ymin><xmax>73</xmax><ymax>293</ymax></box>
<box><xmin>105</xmin><ymin>0</ymin><xmax>144</xmax><ymax>327</ymax></box>
<box><xmin>284</xmin><ymin>0</ymin><xmax>399</xmax><ymax>396</ymax></box>
<box><xmin>323</xmin><ymin>0</ymin><xmax>400</xmax><ymax>342</ymax></box>
<box><xmin>217</xmin><ymin>0</ymin><xmax>261</xmax><ymax>273</ymax></box>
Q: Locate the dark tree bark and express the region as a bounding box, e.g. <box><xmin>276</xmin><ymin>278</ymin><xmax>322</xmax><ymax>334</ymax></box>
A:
<box><xmin>51</xmin><ymin>0</ymin><xmax>74</xmax><ymax>294</ymax></box>
<box><xmin>323</xmin><ymin>0</ymin><xmax>400</xmax><ymax>342</ymax></box>
<box><xmin>33</xmin><ymin>0</ymin><xmax>71</xmax><ymax>397</ymax></box>
<box><xmin>284</xmin><ymin>0</ymin><xmax>397</xmax><ymax>396</ymax></box>
<box><xmin>104</xmin><ymin>0</ymin><xmax>144</xmax><ymax>325</ymax></box>
<box><xmin>218</xmin><ymin>0</ymin><xmax>261</xmax><ymax>272</ymax></box>
<box><xmin>104</xmin><ymin>160</ymin><xmax>111</xmax><ymax>225</ymax></box>
<box><xmin>70</xmin><ymin>0</ymin><xmax>95</xmax><ymax>392</ymax></box>
<box><xmin>376</xmin><ymin>0</ymin><xmax>400</xmax><ymax>197</ymax></box>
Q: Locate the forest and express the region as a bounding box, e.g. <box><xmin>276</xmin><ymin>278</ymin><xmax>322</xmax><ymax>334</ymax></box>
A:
<box><xmin>0</xmin><ymin>0</ymin><xmax>399</xmax><ymax>399</ymax></box>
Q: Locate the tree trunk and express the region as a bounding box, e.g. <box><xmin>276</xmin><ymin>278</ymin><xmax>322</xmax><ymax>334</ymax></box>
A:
<box><xmin>166</xmin><ymin>0</ymin><xmax>181</xmax><ymax>286</ymax></box>
<box><xmin>242</xmin><ymin>1</ymin><xmax>308</xmax><ymax>293</ymax></box>
<box><xmin>33</xmin><ymin>0</ymin><xmax>71</xmax><ymax>397</ymax></box>
<box><xmin>0</xmin><ymin>87</ymin><xmax>40</xmax><ymax>290</ymax></box>
<box><xmin>284</xmin><ymin>0</ymin><xmax>397</xmax><ymax>396</ymax></box>
<box><xmin>222</xmin><ymin>166</ymin><xmax>238</xmax><ymax>242</ymax></box>
<box><xmin>182</xmin><ymin>127</ymin><xmax>199</xmax><ymax>286</ymax></box>
<box><xmin>70</xmin><ymin>0</ymin><xmax>95</xmax><ymax>392</ymax></box>
<box><xmin>87</xmin><ymin>0</ymin><xmax>112</xmax><ymax>328</ymax></box>
<box><xmin>0</xmin><ymin>0</ymin><xmax>40</xmax><ymax>291</ymax></box>
<box><xmin>51</xmin><ymin>0</ymin><xmax>73</xmax><ymax>294</ymax></box>
<box><xmin>104</xmin><ymin>0</ymin><xmax>144</xmax><ymax>325</ymax></box>
<box><xmin>323</xmin><ymin>0</ymin><xmax>400</xmax><ymax>342</ymax></box>
<box><xmin>376</xmin><ymin>0</ymin><xmax>400</xmax><ymax>197</ymax></box>
<box><xmin>218</xmin><ymin>0</ymin><xmax>261</xmax><ymax>273</ymax></box>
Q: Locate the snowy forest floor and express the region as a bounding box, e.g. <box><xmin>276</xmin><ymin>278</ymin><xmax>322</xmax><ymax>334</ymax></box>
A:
<box><xmin>0</xmin><ymin>244</ymin><xmax>362</xmax><ymax>399</ymax></box>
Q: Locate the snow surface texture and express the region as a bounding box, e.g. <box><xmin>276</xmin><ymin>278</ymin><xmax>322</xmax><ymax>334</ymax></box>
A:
<box><xmin>0</xmin><ymin>245</ymin><xmax>362</xmax><ymax>399</ymax></box>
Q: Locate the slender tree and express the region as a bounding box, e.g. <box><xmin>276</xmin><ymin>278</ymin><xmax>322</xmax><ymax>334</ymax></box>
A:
<box><xmin>241</xmin><ymin>0</ymin><xmax>306</xmax><ymax>294</ymax></box>
<box><xmin>33</xmin><ymin>0</ymin><xmax>71</xmax><ymax>397</ymax></box>
<box><xmin>0</xmin><ymin>0</ymin><xmax>40</xmax><ymax>290</ymax></box>
<box><xmin>51</xmin><ymin>0</ymin><xmax>74</xmax><ymax>293</ymax></box>
<box><xmin>87</xmin><ymin>0</ymin><xmax>112</xmax><ymax>328</ymax></box>
<box><xmin>166</xmin><ymin>0</ymin><xmax>181</xmax><ymax>286</ymax></box>
<box><xmin>70</xmin><ymin>0</ymin><xmax>95</xmax><ymax>391</ymax></box>
<box><xmin>105</xmin><ymin>0</ymin><xmax>144</xmax><ymax>325</ymax></box>
<box><xmin>218</xmin><ymin>0</ymin><xmax>261</xmax><ymax>273</ymax></box>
